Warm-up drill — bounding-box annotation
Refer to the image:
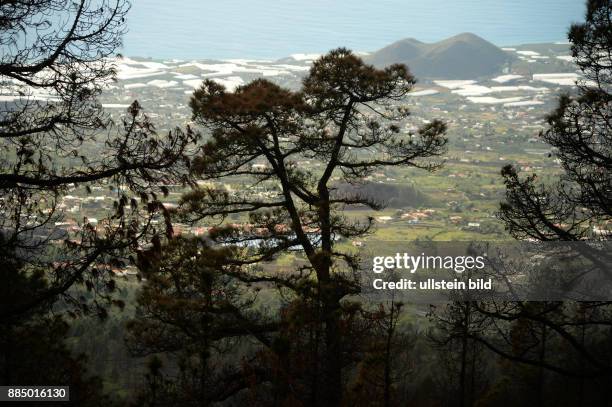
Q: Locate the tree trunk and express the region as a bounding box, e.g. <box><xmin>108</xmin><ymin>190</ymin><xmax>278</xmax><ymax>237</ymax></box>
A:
<box><xmin>383</xmin><ymin>303</ymin><xmax>395</xmax><ymax>407</ymax></box>
<box><xmin>322</xmin><ymin>297</ymin><xmax>342</xmax><ymax>406</ymax></box>
<box><xmin>459</xmin><ymin>303</ymin><xmax>471</xmax><ymax>407</ymax></box>
<box><xmin>317</xmin><ymin>187</ymin><xmax>343</xmax><ymax>406</ymax></box>
<box><xmin>537</xmin><ymin>325</ymin><xmax>547</xmax><ymax>407</ymax></box>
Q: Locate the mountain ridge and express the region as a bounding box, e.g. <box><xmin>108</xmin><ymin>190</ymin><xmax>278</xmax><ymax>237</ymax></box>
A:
<box><xmin>364</xmin><ymin>32</ymin><xmax>514</xmax><ymax>79</ymax></box>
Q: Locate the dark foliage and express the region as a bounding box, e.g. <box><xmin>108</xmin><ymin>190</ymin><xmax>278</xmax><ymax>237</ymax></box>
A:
<box><xmin>128</xmin><ymin>48</ymin><xmax>446</xmax><ymax>405</ymax></box>
<box><xmin>0</xmin><ymin>0</ymin><xmax>196</xmax><ymax>320</ymax></box>
<box><xmin>0</xmin><ymin>0</ymin><xmax>196</xmax><ymax>395</ymax></box>
<box><xmin>430</xmin><ymin>3</ymin><xmax>612</xmax><ymax>402</ymax></box>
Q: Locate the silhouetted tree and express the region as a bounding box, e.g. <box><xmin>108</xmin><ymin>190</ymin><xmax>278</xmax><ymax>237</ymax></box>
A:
<box><xmin>499</xmin><ymin>0</ymin><xmax>610</xmax><ymax>243</ymax></box>
<box><xmin>130</xmin><ymin>48</ymin><xmax>446</xmax><ymax>405</ymax></box>
<box><xmin>126</xmin><ymin>237</ymin><xmax>278</xmax><ymax>406</ymax></box>
<box><xmin>0</xmin><ymin>0</ymin><xmax>195</xmax><ymax>396</ymax></box>
<box><xmin>0</xmin><ymin>250</ymin><xmax>119</xmax><ymax>406</ymax></box>
<box><xmin>0</xmin><ymin>0</ymin><xmax>195</xmax><ymax>319</ymax></box>
<box><xmin>468</xmin><ymin>0</ymin><xmax>612</xmax><ymax>399</ymax></box>
<box><xmin>428</xmin><ymin>300</ymin><xmax>490</xmax><ymax>407</ymax></box>
<box><xmin>344</xmin><ymin>298</ymin><xmax>416</xmax><ymax>407</ymax></box>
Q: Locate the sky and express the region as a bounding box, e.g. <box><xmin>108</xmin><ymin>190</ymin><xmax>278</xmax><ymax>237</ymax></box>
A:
<box><xmin>122</xmin><ymin>0</ymin><xmax>585</xmax><ymax>60</ymax></box>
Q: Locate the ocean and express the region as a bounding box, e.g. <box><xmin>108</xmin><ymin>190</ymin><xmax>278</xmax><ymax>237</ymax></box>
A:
<box><xmin>123</xmin><ymin>0</ymin><xmax>584</xmax><ymax>60</ymax></box>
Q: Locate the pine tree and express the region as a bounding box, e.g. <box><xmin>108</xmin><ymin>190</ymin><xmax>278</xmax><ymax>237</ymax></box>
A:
<box><xmin>0</xmin><ymin>0</ymin><xmax>195</xmax><ymax>319</ymax></box>
<box><xmin>0</xmin><ymin>0</ymin><xmax>195</xmax><ymax>393</ymax></box>
<box><xmin>499</xmin><ymin>0</ymin><xmax>611</xmax><ymax>243</ymax></box>
<box><xmin>166</xmin><ymin>48</ymin><xmax>448</xmax><ymax>404</ymax></box>
<box><xmin>468</xmin><ymin>0</ymin><xmax>612</xmax><ymax>394</ymax></box>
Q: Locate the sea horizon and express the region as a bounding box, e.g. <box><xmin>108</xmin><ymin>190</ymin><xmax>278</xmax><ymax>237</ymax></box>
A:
<box><xmin>122</xmin><ymin>0</ymin><xmax>581</xmax><ymax>60</ymax></box>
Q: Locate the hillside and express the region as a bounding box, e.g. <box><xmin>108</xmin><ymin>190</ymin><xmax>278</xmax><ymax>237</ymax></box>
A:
<box><xmin>365</xmin><ymin>33</ymin><xmax>513</xmax><ymax>79</ymax></box>
<box><xmin>334</xmin><ymin>182</ymin><xmax>432</xmax><ymax>209</ymax></box>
